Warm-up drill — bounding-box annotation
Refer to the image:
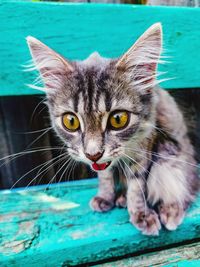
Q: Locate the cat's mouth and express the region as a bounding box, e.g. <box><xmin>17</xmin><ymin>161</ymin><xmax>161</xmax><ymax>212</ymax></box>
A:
<box><xmin>91</xmin><ymin>161</ymin><xmax>111</xmax><ymax>171</ymax></box>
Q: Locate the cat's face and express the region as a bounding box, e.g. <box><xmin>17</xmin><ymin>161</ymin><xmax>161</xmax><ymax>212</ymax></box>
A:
<box><xmin>46</xmin><ymin>57</ymin><xmax>150</xmax><ymax>171</ymax></box>
<box><xmin>27</xmin><ymin>23</ymin><xmax>162</xmax><ymax>171</ymax></box>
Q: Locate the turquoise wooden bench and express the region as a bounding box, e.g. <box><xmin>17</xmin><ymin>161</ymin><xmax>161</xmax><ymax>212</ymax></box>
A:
<box><xmin>0</xmin><ymin>1</ymin><xmax>200</xmax><ymax>266</ymax></box>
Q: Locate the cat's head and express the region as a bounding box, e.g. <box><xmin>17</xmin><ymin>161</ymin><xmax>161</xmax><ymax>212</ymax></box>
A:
<box><xmin>26</xmin><ymin>23</ymin><xmax>162</xmax><ymax>172</ymax></box>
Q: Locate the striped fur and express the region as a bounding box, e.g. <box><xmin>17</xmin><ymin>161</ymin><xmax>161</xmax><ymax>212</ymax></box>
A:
<box><xmin>27</xmin><ymin>23</ymin><xmax>199</xmax><ymax>235</ymax></box>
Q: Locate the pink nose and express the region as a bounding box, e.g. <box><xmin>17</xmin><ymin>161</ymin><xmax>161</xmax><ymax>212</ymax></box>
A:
<box><xmin>85</xmin><ymin>152</ymin><xmax>103</xmax><ymax>162</ymax></box>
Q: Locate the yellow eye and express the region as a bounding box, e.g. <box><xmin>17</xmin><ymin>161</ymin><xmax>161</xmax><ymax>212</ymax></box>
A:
<box><xmin>62</xmin><ymin>113</ymin><xmax>80</xmax><ymax>131</ymax></box>
<box><xmin>109</xmin><ymin>111</ymin><xmax>129</xmax><ymax>130</ymax></box>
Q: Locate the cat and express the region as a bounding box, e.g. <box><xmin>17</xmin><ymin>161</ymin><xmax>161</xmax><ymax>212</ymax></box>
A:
<box><xmin>26</xmin><ymin>23</ymin><xmax>199</xmax><ymax>235</ymax></box>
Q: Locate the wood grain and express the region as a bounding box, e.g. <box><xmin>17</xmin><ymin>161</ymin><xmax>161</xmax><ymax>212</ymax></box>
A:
<box><xmin>0</xmin><ymin>2</ymin><xmax>200</xmax><ymax>95</ymax></box>
<box><xmin>0</xmin><ymin>178</ymin><xmax>200</xmax><ymax>266</ymax></box>
<box><xmin>147</xmin><ymin>0</ymin><xmax>200</xmax><ymax>6</ymax></box>
<box><xmin>97</xmin><ymin>242</ymin><xmax>200</xmax><ymax>266</ymax></box>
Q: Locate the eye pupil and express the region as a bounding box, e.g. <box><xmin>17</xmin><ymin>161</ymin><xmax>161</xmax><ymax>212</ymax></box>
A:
<box><xmin>70</xmin><ymin>117</ymin><xmax>74</xmax><ymax>126</ymax></box>
<box><xmin>115</xmin><ymin>115</ymin><xmax>121</xmax><ymax>124</ymax></box>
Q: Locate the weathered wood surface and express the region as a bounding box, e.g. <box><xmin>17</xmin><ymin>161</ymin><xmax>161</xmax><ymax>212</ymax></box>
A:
<box><xmin>97</xmin><ymin>242</ymin><xmax>200</xmax><ymax>266</ymax></box>
<box><xmin>1</xmin><ymin>2</ymin><xmax>200</xmax><ymax>96</ymax></box>
<box><xmin>0</xmin><ymin>178</ymin><xmax>200</xmax><ymax>266</ymax></box>
<box><xmin>147</xmin><ymin>0</ymin><xmax>200</xmax><ymax>6</ymax></box>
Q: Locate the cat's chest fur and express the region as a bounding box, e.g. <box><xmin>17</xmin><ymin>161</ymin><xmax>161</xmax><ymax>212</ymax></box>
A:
<box><xmin>27</xmin><ymin>23</ymin><xmax>199</xmax><ymax>235</ymax></box>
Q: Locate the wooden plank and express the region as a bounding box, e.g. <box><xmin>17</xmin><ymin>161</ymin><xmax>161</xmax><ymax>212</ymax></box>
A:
<box><xmin>96</xmin><ymin>242</ymin><xmax>200</xmax><ymax>266</ymax></box>
<box><xmin>147</xmin><ymin>0</ymin><xmax>200</xmax><ymax>6</ymax></box>
<box><xmin>0</xmin><ymin>2</ymin><xmax>200</xmax><ymax>96</ymax></box>
<box><xmin>0</xmin><ymin>178</ymin><xmax>200</xmax><ymax>266</ymax></box>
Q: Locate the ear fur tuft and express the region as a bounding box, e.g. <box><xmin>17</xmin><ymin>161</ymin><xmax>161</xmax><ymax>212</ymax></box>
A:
<box><xmin>116</xmin><ymin>23</ymin><xmax>163</xmax><ymax>92</ymax></box>
<box><xmin>26</xmin><ymin>36</ymin><xmax>73</xmax><ymax>92</ymax></box>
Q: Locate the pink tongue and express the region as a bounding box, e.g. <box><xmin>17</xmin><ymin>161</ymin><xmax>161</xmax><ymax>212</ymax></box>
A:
<box><xmin>92</xmin><ymin>162</ymin><xmax>108</xmax><ymax>171</ymax></box>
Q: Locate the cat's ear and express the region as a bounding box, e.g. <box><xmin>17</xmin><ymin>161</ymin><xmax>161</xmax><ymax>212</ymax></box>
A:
<box><xmin>26</xmin><ymin>36</ymin><xmax>73</xmax><ymax>92</ymax></box>
<box><xmin>116</xmin><ymin>23</ymin><xmax>162</xmax><ymax>92</ymax></box>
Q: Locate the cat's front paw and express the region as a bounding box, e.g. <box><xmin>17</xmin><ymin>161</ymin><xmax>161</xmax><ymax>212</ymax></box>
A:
<box><xmin>158</xmin><ymin>202</ymin><xmax>185</xmax><ymax>230</ymax></box>
<box><xmin>90</xmin><ymin>196</ymin><xmax>114</xmax><ymax>212</ymax></box>
<box><xmin>130</xmin><ymin>209</ymin><xmax>161</xmax><ymax>236</ymax></box>
<box><xmin>115</xmin><ymin>195</ymin><xmax>127</xmax><ymax>208</ymax></box>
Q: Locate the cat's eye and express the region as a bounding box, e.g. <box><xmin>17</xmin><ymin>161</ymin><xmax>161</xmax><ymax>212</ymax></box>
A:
<box><xmin>62</xmin><ymin>113</ymin><xmax>80</xmax><ymax>131</ymax></box>
<box><xmin>109</xmin><ymin>111</ymin><xmax>129</xmax><ymax>130</ymax></box>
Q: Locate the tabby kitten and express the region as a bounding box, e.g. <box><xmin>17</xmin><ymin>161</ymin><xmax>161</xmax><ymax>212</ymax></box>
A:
<box><xmin>26</xmin><ymin>23</ymin><xmax>199</xmax><ymax>235</ymax></box>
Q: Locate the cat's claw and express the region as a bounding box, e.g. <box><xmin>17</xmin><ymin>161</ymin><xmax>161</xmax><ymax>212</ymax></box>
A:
<box><xmin>130</xmin><ymin>209</ymin><xmax>161</xmax><ymax>236</ymax></box>
<box><xmin>158</xmin><ymin>202</ymin><xmax>185</xmax><ymax>230</ymax></box>
<box><xmin>90</xmin><ymin>196</ymin><xmax>114</xmax><ymax>212</ymax></box>
<box><xmin>115</xmin><ymin>195</ymin><xmax>127</xmax><ymax>208</ymax></box>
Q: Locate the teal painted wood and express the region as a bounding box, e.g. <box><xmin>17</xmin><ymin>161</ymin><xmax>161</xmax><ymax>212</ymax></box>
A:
<box><xmin>0</xmin><ymin>178</ymin><xmax>200</xmax><ymax>266</ymax></box>
<box><xmin>164</xmin><ymin>260</ymin><xmax>200</xmax><ymax>267</ymax></box>
<box><xmin>0</xmin><ymin>2</ymin><xmax>200</xmax><ymax>96</ymax></box>
<box><xmin>97</xmin><ymin>242</ymin><xmax>200</xmax><ymax>266</ymax></box>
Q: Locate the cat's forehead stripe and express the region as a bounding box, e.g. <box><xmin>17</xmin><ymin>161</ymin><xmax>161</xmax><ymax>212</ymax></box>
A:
<box><xmin>73</xmin><ymin>67</ymin><xmax>113</xmax><ymax>114</ymax></box>
<box><xmin>87</xmin><ymin>69</ymin><xmax>95</xmax><ymax>113</ymax></box>
<box><xmin>73</xmin><ymin>71</ymin><xmax>84</xmax><ymax>113</ymax></box>
<box><xmin>77</xmin><ymin>92</ymin><xmax>85</xmax><ymax>114</ymax></box>
<box><xmin>98</xmin><ymin>94</ymin><xmax>107</xmax><ymax>113</ymax></box>
<box><xmin>97</xmin><ymin>69</ymin><xmax>112</xmax><ymax>112</ymax></box>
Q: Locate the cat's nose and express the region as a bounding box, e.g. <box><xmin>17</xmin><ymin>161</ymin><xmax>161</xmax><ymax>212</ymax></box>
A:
<box><xmin>85</xmin><ymin>151</ymin><xmax>104</xmax><ymax>162</ymax></box>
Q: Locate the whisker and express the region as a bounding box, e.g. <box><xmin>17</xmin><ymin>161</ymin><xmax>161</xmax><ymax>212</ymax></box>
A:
<box><xmin>71</xmin><ymin>161</ymin><xmax>77</xmax><ymax>182</ymax></box>
<box><xmin>43</xmin><ymin>156</ymin><xmax>72</xmax><ymax>192</ymax></box>
<box><xmin>66</xmin><ymin>158</ymin><xmax>76</xmax><ymax>182</ymax></box>
<box><xmin>0</xmin><ymin>146</ymin><xmax>65</xmax><ymax>168</ymax></box>
<box><xmin>118</xmin><ymin>158</ymin><xmax>128</xmax><ymax>181</ymax></box>
<box><xmin>122</xmin><ymin>146</ymin><xmax>198</xmax><ymax>168</ymax></box>
<box><xmin>26</xmin><ymin>155</ymin><xmax>69</xmax><ymax>189</ymax></box>
<box><xmin>121</xmin><ymin>147</ymin><xmax>192</xmax><ymax>201</ymax></box>
<box><xmin>121</xmin><ymin>152</ymin><xmax>150</xmax><ymax>185</ymax></box>
<box><xmin>30</xmin><ymin>97</ymin><xmax>47</xmax><ymax>124</ymax></box>
<box><xmin>16</xmin><ymin>127</ymin><xmax>53</xmax><ymax>135</ymax></box>
<box><xmin>56</xmin><ymin>158</ymin><xmax>73</xmax><ymax>189</ymax></box>
<box><xmin>34</xmin><ymin>146</ymin><xmax>68</xmax><ymax>186</ymax></box>
<box><xmin>149</xmin><ymin>123</ymin><xmax>167</xmax><ymax>137</ymax></box>
<box><xmin>10</xmin><ymin>152</ymin><xmax>68</xmax><ymax>189</ymax></box>
<box><xmin>25</xmin><ymin>127</ymin><xmax>52</xmax><ymax>149</ymax></box>
<box><xmin>121</xmin><ymin>151</ymin><xmax>168</xmax><ymax>196</ymax></box>
<box><xmin>52</xmin><ymin>144</ymin><xmax>70</xmax><ymax>187</ymax></box>
<box><xmin>56</xmin><ymin>157</ymin><xmax>73</xmax><ymax>184</ymax></box>
<box><xmin>122</xmin><ymin>148</ymin><xmax>173</xmax><ymax>209</ymax></box>
<box><xmin>122</xmin><ymin>149</ymin><xmax>163</xmax><ymax>173</ymax></box>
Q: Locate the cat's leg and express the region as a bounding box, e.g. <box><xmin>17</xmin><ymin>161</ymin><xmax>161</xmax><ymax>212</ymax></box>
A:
<box><xmin>115</xmin><ymin>172</ymin><xmax>127</xmax><ymax>208</ymax></box>
<box><xmin>127</xmin><ymin>175</ymin><xmax>161</xmax><ymax>235</ymax></box>
<box><xmin>115</xmin><ymin>194</ymin><xmax>127</xmax><ymax>208</ymax></box>
<box><xmin>147</xmin><ymin>142</ymin><xmax>198</xmax><ymax>231</ymax></box>
<box><xmin>157</xmin><ymin>202</ymin><xmax>186</xmax><ymax>230</ymax></box>
<box><xmin>148</xmin><ymin>164</ymin><xmax>187</xmax><ymax>230</ymax></box>
<box><xmin>90</xmin><ymin>168</ymin><xmax>115</xmax><ymax>212</ymax></box>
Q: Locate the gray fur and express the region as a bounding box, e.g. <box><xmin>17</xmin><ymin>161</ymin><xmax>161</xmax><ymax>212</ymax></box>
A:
<box><xmin>27</xmin><ymin>23</ymin><xmax>199</xmax><ymax>235</ymax></box>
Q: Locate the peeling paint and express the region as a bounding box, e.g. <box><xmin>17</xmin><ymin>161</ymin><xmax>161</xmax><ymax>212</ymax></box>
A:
<box><xmin>36</xmin><ymin>194</ymin><xmax>61</xmax><ymax>203</ymax></box>
<box><xmin>70</xmin><ymin>230</ymin><xmax>87</xmax><ymax>240</ymax></box>
<box><xmin>0</xmin><ymin>178</ymin><xmax>200</xmax><ymax>266</ymax></box>
<box><xmin>52</xmin><ymin>202</ymin><xmax>80</xmax><ymax>211</ymax></box>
